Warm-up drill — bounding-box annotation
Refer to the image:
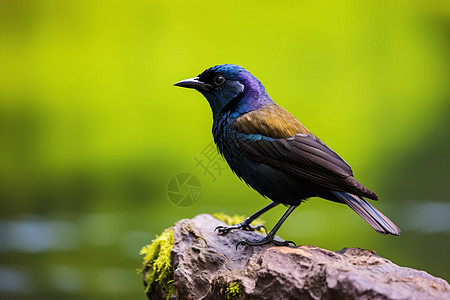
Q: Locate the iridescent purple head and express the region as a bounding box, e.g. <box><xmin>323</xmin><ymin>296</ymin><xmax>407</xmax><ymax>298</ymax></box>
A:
<box><xmin>174</xmin><ymin>64</ymin><xmax>272</xmax><ymax>118</ymax></box>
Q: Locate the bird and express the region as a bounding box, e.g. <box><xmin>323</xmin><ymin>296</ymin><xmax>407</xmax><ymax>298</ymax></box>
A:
<box><xmin>174</xmin><ymin>64</ymin><xmax>401</xmax><ymax>247</ymax></box>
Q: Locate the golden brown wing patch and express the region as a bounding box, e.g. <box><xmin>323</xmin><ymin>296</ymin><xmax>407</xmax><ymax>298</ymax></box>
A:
<box><xmin>235</xmin><ymin>103</ymin><xmax>311</xmax><ymax>138</ymax></box>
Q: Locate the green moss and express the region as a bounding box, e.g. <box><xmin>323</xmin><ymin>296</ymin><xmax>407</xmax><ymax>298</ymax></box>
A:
<box><xmin>212</xmin><ymin>212</ymin><xmax>265</xmax><ymax>233</ymax></box>
<box><xmin>225</xmin><ymin>281</ymin><xmax>242</xmax><ymax>300</ymax></box>
<box><xmin>139</xmin><ymin>228</ymin><xmax>175</xmax><ymax>299</ymax></box>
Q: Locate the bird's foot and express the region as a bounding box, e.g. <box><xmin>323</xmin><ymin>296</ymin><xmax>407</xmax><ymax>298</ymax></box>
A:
<box><xmin>215</xmin><ymin>223</ymin><xmax>266</xmax><ymax>235</ymax></box>
<box><xmin>236</xmin><ymin>236</ymin><xmax>296</xmax><ymax>249</ymax></box>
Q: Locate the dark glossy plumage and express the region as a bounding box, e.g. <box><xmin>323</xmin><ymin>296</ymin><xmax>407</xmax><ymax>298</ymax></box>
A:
<box><xmin>175</xmin><ymin>64</ymin><xmax>400</xmax><ymax>243</ymax></box>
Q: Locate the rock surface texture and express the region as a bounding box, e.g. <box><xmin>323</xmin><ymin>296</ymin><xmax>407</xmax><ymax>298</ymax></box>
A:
<box><xmin>144</xmin><ymin>214</ymin><xmax>450</xmax><ymax>300</ymax></box>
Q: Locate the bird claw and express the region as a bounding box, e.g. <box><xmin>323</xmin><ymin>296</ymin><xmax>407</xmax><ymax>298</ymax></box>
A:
<box><xmin>248</xmin><ymin>224</ymin><xmax>267</xmax><ymax>233</ymax></box>
<box><xmin>240</xmin><ymin>223</ymin><xmax>267</xmax><ymax>234</ymax></box>
<box><xmin>214</xmin><ymin>225</ymin><xmax>233</xmax><ymax>234</ymax></box>
<box><xmin>236</xmin><ymin>237</ymin><xmax>296</xmax><ymax>250</ymax></box>
<box><xmin>215</xmin><ymin>223</ymin><xmax>266</xmax><ymax>235</ymax></box>
<box><xmin>235</xmin><ymin>240</ymin><xmax>248</xmax><ymax>250</ymax></box>
<box><xmin>278</xmin><ymin>240</ymin><xmax>296</xmax><ymax>247</ymax></box>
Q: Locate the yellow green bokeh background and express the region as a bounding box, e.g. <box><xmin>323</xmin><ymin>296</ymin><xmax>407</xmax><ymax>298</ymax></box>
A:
<box><xmin>1</xmin><ymin>0</ymin><xmax>449</xmax><ymax>299</ymax></box>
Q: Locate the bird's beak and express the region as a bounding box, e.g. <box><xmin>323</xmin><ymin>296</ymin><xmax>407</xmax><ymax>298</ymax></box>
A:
<box><xmin>174</xmin><ymin>77</ymin><xmax>212</xmax><ymax>92</ymax></box>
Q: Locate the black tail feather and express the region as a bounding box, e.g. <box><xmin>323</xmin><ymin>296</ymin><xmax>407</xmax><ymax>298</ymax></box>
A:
<box><xmin>332</xmin><ymin>191</ymin><xmax>401</xmax><ymax>236</ymax></box>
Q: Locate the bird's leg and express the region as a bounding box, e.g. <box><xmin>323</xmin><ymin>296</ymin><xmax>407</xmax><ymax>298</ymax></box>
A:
<box><xmin>237</xmin><ymin>205</ymin><xmax>298</xmax><ymax>248</ymax></box>
<box><xmin>215</xmin><ymin>202</ymin><xmax>279</xmax><ymax>234</ymax></box>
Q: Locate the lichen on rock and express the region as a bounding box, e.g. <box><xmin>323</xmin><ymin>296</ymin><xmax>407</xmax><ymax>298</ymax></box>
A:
<box><xmin>225</xmin><ymin>281</ymin><xmax>242</xmax><ymax>300</ymax></box>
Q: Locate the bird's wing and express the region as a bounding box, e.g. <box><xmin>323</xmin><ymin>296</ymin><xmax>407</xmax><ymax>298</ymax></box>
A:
<box><xmin>234</xmin><ymin>104</ymin><xmax>377</xmax><ymax>199</ymax></box>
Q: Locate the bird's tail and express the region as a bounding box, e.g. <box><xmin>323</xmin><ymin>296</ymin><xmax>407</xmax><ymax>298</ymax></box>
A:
<box><xmin>332</xmin><ymin>191</ymin><xmax>401</xmax><ymax>236</ymax></box>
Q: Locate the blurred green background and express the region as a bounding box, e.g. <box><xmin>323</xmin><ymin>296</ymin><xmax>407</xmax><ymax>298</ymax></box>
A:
<box><xmin>1</xmin><ymin>0</ymin><xmax>450</xmax><ymax>299</ymax></box>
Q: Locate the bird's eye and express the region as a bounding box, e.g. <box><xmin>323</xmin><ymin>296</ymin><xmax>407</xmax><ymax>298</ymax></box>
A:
<box><xmin>213</xmin><ymin>75</ymin><xmax>225</xmax><ymax>86</ymax></box>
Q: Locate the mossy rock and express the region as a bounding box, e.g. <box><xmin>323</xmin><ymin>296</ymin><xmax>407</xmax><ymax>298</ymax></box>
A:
<box><xmin>140</xmin><ymin>228</ymin><xmax>175</xmax><ymax>299</ymax></box>
<box><xmin>139</xmin><ymin>213</ymin><xmax>264</xmax><ymax>299</ymax></box>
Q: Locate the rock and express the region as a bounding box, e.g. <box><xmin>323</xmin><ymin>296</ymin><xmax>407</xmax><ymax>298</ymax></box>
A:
<box><xmin>142</xmin><ymin>214</ymin><xmax>450</xmax><ymax>300</ymax></box>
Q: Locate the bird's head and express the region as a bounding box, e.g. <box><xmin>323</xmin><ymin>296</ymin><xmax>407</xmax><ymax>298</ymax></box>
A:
<box><xmin>174</xmin><ymin>64</ymin><xmax>270</xmax><ymax>118</ymax></box>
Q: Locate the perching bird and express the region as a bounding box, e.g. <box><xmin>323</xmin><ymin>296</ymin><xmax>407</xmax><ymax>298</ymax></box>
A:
<box><xmin>174</xmin><ymin>64</ymin><xmax>400</xmax><ymax>247</ymax></box>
